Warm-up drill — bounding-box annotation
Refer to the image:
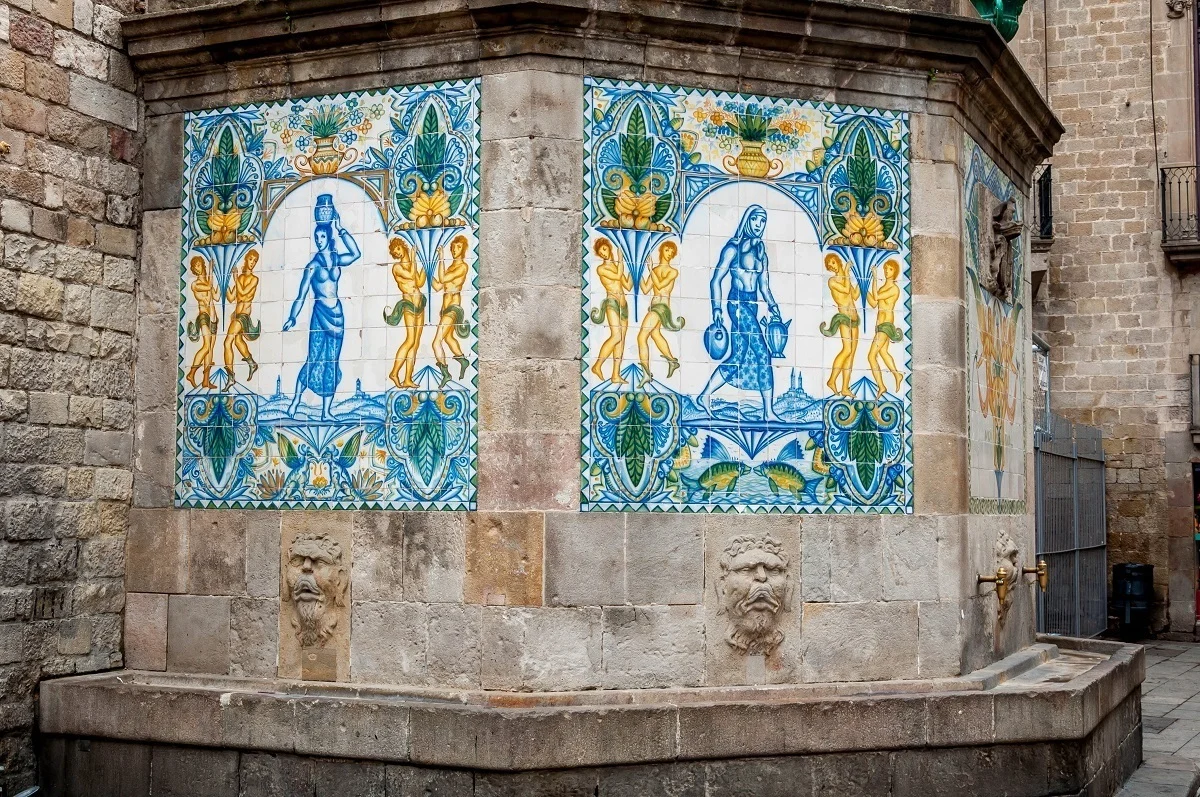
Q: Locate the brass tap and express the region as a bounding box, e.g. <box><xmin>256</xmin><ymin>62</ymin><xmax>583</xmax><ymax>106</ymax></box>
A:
<box><xmin>978</xmin><ymin>566</ymin><xmax>1010</xmax><ymax>608</ymax></box>
<box><xmin>1023</xmin><ymin>559</ymin><xmax>1049</xmax><ymax>592</ymax></box>
<box><xmin>0</xmin><ymin>141</ymin><xmax>10</xmax><ymax>158</ymax></box>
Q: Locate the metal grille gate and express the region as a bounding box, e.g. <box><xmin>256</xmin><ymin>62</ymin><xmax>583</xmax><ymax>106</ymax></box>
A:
<box><xmin>1034</xmin><ymin>410</ymin><xmax>1108</xmax><ymax>637</ymax></box>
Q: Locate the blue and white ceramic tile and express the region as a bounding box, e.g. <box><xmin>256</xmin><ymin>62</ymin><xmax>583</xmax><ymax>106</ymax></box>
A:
<box><xmin>177</xmin><ymin>81</ymin><xmax>480</xmax><ymax>509</ymax></box>
<box><xmin>581</xmin><ymin>79</ymin><xmax>913</xmax><ymax>513</ymax></box>
<box><xmin>963</xmin><ymin>134</ymin><xmax>1027</xmax><ymax>515</ymax></box>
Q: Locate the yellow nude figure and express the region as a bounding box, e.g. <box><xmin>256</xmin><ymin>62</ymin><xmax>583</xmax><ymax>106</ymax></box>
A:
<box><xmin>636</xmin><ymin>241</ymin><xmax>685</xmax><ymax>387</ymax></box>
<box><xmin>866</xmin><ymin>258</ymin><xmax>904</xmax><ymax>398</ymax></box>
<box><xmin>820</xmin><ymin>252</ymin><xmax>861</xmax><ymax>397</ymax></box>
<box><xmin>185</xmin><ymin>255</ymin><xmax>219</xmax><ymax>390</ymax></box>
<box><xmin>589</xmin><ymin>237</ymin><xmax>632</xmax><ymax>385</ymax></box>
<box><xmin>431</xmin><ymin>235</ymin><xmax>471</xmax><ymax>388</ymax></box>
<box><xmin>384</xmin><ymin>238</ymin><xmax>426</xmax><ymax>389</ymax></box>
<box><xmin>222</xmin><ymin>249</ymin><xmax>261</xmax><ymax>385</ymax></box>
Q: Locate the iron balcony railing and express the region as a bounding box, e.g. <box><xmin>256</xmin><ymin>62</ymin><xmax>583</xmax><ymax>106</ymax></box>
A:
<box><xmin>1031</xmin><ymin>163</ymin><xmax>1053</xmax><ymax>241</ymax></box>
<box><xmin>1162</xmin><ymin>165</ymin><xmax>1199</xmax><ymax>243</ymax></box>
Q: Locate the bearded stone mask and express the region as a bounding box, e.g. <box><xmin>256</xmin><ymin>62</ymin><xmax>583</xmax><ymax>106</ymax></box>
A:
<box><xmin>717</xmin><ymin>534</ymin><xmax>792</xmax><ymax>655</ymax></box>
<box><xmin>286</xmin><ymin>533</ymin><xmax>348</xmax><ymax>648</ymax></box>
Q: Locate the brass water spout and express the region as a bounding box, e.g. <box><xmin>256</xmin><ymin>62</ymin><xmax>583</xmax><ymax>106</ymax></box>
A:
<box><xmin>1023</xmin><ymin>559</ymin><xmax>1049</xmax><ymax>592</ymax></box>
<box><xmin>978</xmin><ymin>566</ymin><xmax>1010</xmax><ymax>607</ymax></box>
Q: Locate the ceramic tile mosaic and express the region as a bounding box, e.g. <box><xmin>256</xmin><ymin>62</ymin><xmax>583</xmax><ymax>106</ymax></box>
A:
<box><xmin>177</xmin><ymin>81</ymin><xmax>480</xmax><ymax>509</ymax></box>
<box><xmin>581</xmin><ymin>79</ymin><xmax>913</xmax><ymax>513</ymax></box>
<box><xmin>963</xmin><ymin>134</ymin><xmax>1027</xmax><ymax>515</ymax></box>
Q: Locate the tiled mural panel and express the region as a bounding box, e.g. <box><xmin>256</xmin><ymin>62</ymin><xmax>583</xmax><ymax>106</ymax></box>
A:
<box><xmin>177</xmin><ymin>81</ymin><xmax>480</xmax><ymax>509</ymax></box>
<box><xmin>581</xmin><ymin>79</ymin><xmax>913</xmax><ymax>513</ymax></box>
<box><xmin>963</xmin><ymin>135</ymin><xmax>1027</xmax><ymax>514</ymax></box>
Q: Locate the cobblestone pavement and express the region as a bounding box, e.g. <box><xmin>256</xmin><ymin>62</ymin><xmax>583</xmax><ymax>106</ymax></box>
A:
<box><xmin>1118</xmin><ymin>641</ymin><xmax>1200</xmax><ymax>796</ymax></box>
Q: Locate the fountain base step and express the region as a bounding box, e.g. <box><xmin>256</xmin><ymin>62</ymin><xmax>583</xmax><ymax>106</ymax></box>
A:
<box><xmin>37</xmin><ymin>637</ymin><xmax>1143</xmax><ymax>797</ymax></box>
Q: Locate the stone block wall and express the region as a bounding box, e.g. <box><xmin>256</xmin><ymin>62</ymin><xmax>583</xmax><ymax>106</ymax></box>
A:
<box><xmin>1014</xmin><ymin>0</ymin><xmax>1197</xmax><ymax>630</ymax></box>
<box><xmin>125</xmin><ymin>57</ymin><xmax>1041</xmax><ymax>693</ymax></box>
<box><xmin>0</xmin><ymin>0</ymin><xmax>141</xmax><ymax>789</ymax></box>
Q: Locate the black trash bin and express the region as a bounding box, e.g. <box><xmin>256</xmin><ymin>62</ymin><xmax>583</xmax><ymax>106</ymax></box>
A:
<box><xmin>1111</xmin><ymin>563</ymin><xmax>1154</xmax><ymax>641</ymax></box>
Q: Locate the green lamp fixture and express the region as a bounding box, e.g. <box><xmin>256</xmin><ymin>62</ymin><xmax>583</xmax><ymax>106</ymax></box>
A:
<box><xmin>971</xmin><ymin>0</ymin><xmax>1028</xmax><ymax>42</ymax></box>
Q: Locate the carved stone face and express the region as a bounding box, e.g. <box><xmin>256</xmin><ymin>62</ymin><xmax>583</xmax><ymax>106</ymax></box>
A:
<box><xmin>718</xmin><ymin>534</ymin><xmax>792</xmax><ymax>655</ymax></box>
<box><xmin>995</xmin><ymin>529</ymin><xmax>1020</xmax><ymax>575</ymax></box>
<box><xmin>977</xmin><ymin>186</ymin><xmax>1021</xmax><ymax>301</ymax></box>
<box><xmin>286</xmin><ymin>533</ymin><xmax>347</xmax><ymax>648</ymax></box>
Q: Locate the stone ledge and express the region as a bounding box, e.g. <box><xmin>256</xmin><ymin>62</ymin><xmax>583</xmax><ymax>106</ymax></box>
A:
<box><xmin>120</xmin><ymin>0</ymin><xmax>1061</xmax><ymax>177</ymax></box>
<box><xmin>39</xmin><ymin>639</ymin><xmax>1142</xmax><ymax>771</ymax></box>
<box><xmin>1163</xmin><ymin>240</ymin><xmax>1200</xmax><ymax>267</ymax></box>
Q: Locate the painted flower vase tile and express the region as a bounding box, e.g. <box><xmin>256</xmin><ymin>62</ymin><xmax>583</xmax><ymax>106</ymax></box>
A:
<box><xmin>581</xmin><ymin>78</ymin><xmax>913</xmax><ymax>514</ymax></box>
<box><xmin>177</xmin><ymin>81</ymin><xmax>480</xmax><ymax>510</ymax></box>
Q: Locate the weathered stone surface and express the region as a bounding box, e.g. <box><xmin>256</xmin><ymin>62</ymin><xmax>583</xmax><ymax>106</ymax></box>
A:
<box><xmin>124</xmin><ymin>591</ymin><xmax>167</xmax><ymax>671</ymax></box>
<box><xmin>132</xmin><ymin>411</ymin><xmax>172</xmax><ymax>507</ymax></box>
<box><xmin>478</xmin><ymin>208</ymin><xmax>581</xmax><ymax>289</ymax></box>
<box><xmin>291</xmin><ymin>696</ymin><xmax>411</xmax><ymax>761</ymax></box>
<box><xmin>800</xmin><ymin>601</ymin><xmax>919</xmax><ymax>682</ymax></box>
<box><xmin>136</xmin><ymin>210</ymin><xmax>181</xmax><ymax>314</ymax></box>
<box><xmin>230</xmin><ymin>597</ymin><xmax>278</xmax><ymax>678</ymax></box>
<box><xmin>481</xmin><ymin>606</ymin><xmax>602</xmax><ymax>690</ymax></box>
<box><xmin>427</xmin><ymin>602</ymin><xmax>482</xmax><ymax>688</ymax></box>
<box><xmin>125</xmin><ymin>508</ymin><xmax>187</xmax><ymax>593</ymax></box>
<box><xmin>544</xmin><ymin>511</ymin><xmax>624</xmax><ymax>607</ymax></box>
<box><xmin>910</xmin><ymin>298</ymin><xmax>965</xmax><ymax>370</ymax></box>
<box><xmin>602</xmin><ymin>605</ymin><xmax>704</xmax><ymax>688</ymax></box>
<box><xmin>244</xmin><ymin>512</ymin><xmax>280</xmax><ymax>598</ymax></box>
<box><xmin>464</xmin><ymin>511</ymin><xmax>543</xmax><ymax>606</ymax></box>
<box><xmin>133</xmin><ymin>312</ymin><xmax>176</xmax><ymax>413</ymax></box>
<box><xmin>479</xmin><ymin>359</ymin><xmax>579</xmax><ymax>432</ymax></box>
<box><xmin>278</xmin><ymin>512</ymin><xmax>352</xmax><ymax>682</ymax></box>
<box><xmin>705</xmin><ymin>757</ymin><xmax>812</xmax><ymax>797</ymax></box>
<box><xmin>150</xmin><ymin>746</ymin><xmax>238</xmax><ymax>797</ymax></box>
<box><xmin>481</xmin><ymin>70</ymin><xmax>583</xmax><ymax>141</ymax></box>
<box><xmin>386</xmin><ymin>765</ymin><xmax>474</xmax><ymax>797</ymax></box>
<box><xmin>477</xmin><ymin>431</ymin><xmax>578</xmax><ymax>511</ymax></box>
<box><xmin>350</xmin><ymin>601</ymin><xmax>428</xmax><ymax>685</ymax></box>
<box><xmin>626</xmin><ymin>513</ymin><xmax>702</xmax><ymax>605</ymax></box>
<box><xmin>880</xmin><ymin>514</ymin><xmax>939</xmax><ymax>601</ymax></box>
<box><xmin>310</xmin><ymin>758</ymin><xmax>387</xmax><ymax>796</ymax></box>
<box><xmin>352</xmin><ymin>512</ymin><xmax>404</xmax><ymax>602</ymax></box>
<box><xmin>83</xmin><ymin>429</ymin><xmax>131</xmax><ymax>467</ymax></box>
<box><xmin>143</xmin><ymin>114</ymin><xmax>183</xmax><ymax>210</ymax></box>
<box><xmin>478</xmin><ymin>285</ymin><xmax>578</xmax><ymax>361</ymax></box>
<box><xmin>187</xmin><ymin>509</ymin><xmax>246</xmax><ymax>596</ymax></box>
<box><xmin>917</xmin><ymin>599</ymin><xmax>963</xmax><ymax>677</ymax></box>
<box><xmin>165</xmin><ymin>594</ymin><xmax>230</xmax><ymax>675</ymax></box>
<box><xmin>68</xmin><ymin>73</ymin><xmax>136</xmax><ymax>130</ymax></box>
<box><xmin>829</xmin><ymin>515</ymin><xmax>882</xmax><ymax>602</ymax></box>
<box><xmin>912</xmin><ymin>364</ymin><xmax>966</xmax><ymax>437</ymax></box>
<box><xmin>239</xmin><ymin>752</ymin><xmax>314</xmax><ymax>797</ymax></box>
<box><xmin>910</xmin><ymin>161</ymin><xmax>960</xmax><ymax>236</ymax></box>
<box><xmin>911</xmin><ymin>233</ymin><xmax>963</xmax><ymax>299</ymax></box>
<box><xmin>914</xmin><ymin>433</ymin><xmax>967</xmax><ymax>514</ymax></box>
<box><xmin>402</xmin><ymin>512</ymin><xmax>465</xmax><ymax>603</ymax></box>
<box><xmin>480</xmin><ymin>137</ymin><xmax>582</xmax><ymax>212</ymax></box>
<box><xmin>39</xmin><ymin>737</ymin><xmax>152</xmax><ymax>797</ymax></box>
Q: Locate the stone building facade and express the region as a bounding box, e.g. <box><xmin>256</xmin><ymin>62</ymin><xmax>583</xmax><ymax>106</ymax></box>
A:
<box><xmin>0</xmin><ymin>0</ymin><xmax>141</xmax><ymax>789</ymax></box>
<box><xmin>0</xmin><ymin>0</ymin><xmax>1154</xmax><ymax>794</ymax></box>
<box><xmin>1014</xmin><ymin>0</ymin><xmax>1199</xmax><ymax>632</ymax></box>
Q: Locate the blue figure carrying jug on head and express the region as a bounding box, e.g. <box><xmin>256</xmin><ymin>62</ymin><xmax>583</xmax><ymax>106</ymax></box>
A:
<box><xmin>284</xmin><ymin>194</ymin><xmax>362</xmax><ymax>421</ymax></box>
